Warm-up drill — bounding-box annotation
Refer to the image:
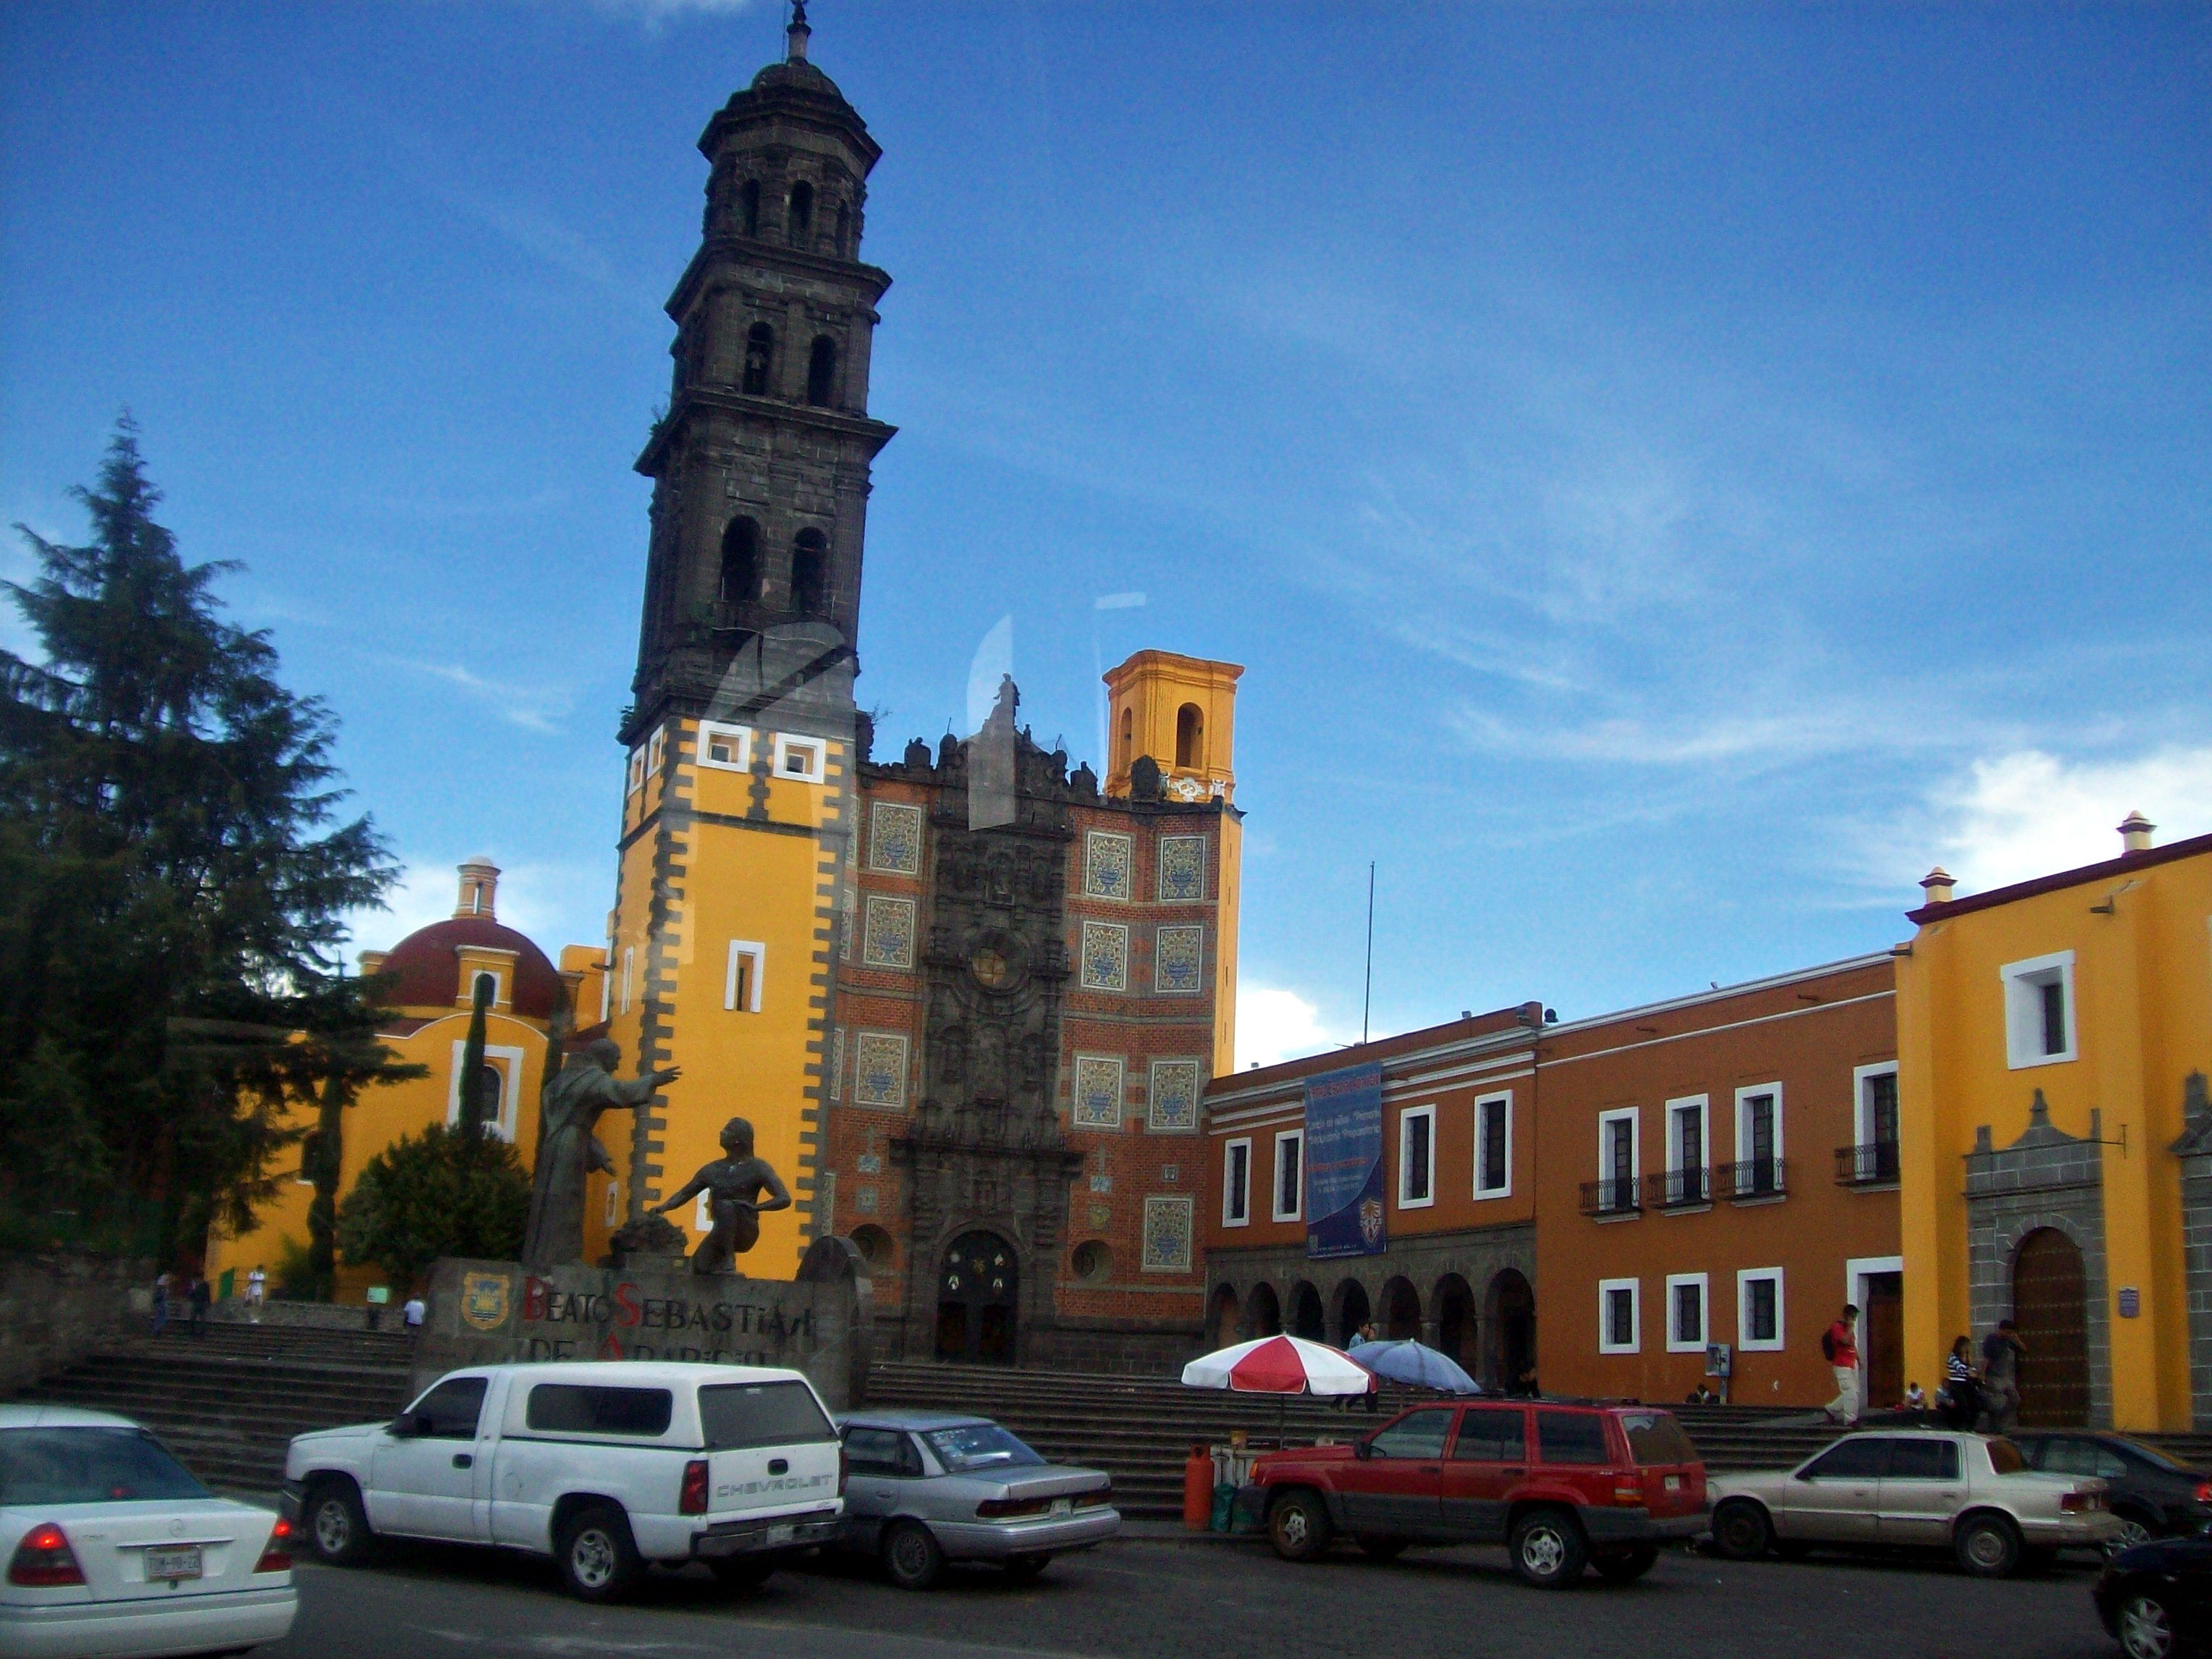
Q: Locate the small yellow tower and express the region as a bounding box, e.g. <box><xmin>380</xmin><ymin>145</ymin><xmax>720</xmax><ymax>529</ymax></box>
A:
<box><xmin>1103</xmin><ymin>650</ymin><xmax>1244</xmax><ymax>1075</ymax></box>
<box><xmin>1103</xmin><ymin>650</ymin><xmax>1242</xmax><ymax>805</ymax></box>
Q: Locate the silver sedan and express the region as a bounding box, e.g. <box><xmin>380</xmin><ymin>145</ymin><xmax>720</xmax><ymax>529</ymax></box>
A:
<box><xmin>833</xmin><ymin>1411</ymin><xmax>1119</xmax><ymax>1590</ymax></box>
<box><xmin>1708</xmin><ymin>1428</ymin><xmax>2122</xmax><ymax>1577</ymax></box>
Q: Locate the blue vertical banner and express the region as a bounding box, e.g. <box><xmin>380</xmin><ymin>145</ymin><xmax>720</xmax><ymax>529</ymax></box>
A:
<box><xmin>1304</xmin><ymin>1062</ymin><xmax>1386</xmax><ymax>1260</ymax></box>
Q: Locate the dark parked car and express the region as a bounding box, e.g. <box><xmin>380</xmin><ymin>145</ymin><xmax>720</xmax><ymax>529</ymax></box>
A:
<box><xmin>2014</xmin><ymin>1432</ymin><xmax>2212</xmax><ymax>1553</ymax></box>
<box><xmin>2095</xmin><ymin>1533</ymin><xmax>2212</xmax><ymax>1659</ymax></box>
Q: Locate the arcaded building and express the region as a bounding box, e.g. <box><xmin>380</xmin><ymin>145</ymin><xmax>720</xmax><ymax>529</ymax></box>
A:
<box><xmin>591</xmin><ymin>14</ymin><xmax>1243</xmax><ymax>1370</ymax></box>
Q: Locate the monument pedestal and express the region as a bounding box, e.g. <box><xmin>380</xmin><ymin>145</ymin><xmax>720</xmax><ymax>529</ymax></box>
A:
<box><xmin>413</xmin><ymin>1241</ymin><xmax>872</xmax><ymax>1410</ymax></box>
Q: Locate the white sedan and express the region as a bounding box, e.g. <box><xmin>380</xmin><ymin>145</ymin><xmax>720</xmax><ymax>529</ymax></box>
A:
<box><xmin>1708</xmin><ymin>1427</ymin><xmax>2122</xmax><ymax>1577</ymax></box>
<box><xmin>0</xmin><ymin>1404</ymin><xmax>297</xmax><ymax>1658</ymax></box>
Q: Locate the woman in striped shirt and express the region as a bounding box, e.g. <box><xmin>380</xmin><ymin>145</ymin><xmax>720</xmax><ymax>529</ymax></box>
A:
<box><xmin>1941</xmin><ymin>1336</ymin><xmax>1983</xmax><ymax>1430</ymax></box>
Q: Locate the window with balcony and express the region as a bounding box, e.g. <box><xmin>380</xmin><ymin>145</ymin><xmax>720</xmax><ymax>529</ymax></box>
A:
<box><xmin>1663</xmin><ymin>1096</ymin><xmax>1708</xmax><ymax>1207</ymax></box>
<box><xmin>1584</xmin><ymin>1109</ymin><xmax>1640</xmax><ymax>1217</ymax></box>
<box><xmin>1732</xmin><ymin>1084</ymin><xmax>1784</xmax><ymax>1199</ymax></box>
<box><xmin>1839</xmin><ymin>1063</ymin><xmax>1901</xmax><ymax>1186</ymax></box>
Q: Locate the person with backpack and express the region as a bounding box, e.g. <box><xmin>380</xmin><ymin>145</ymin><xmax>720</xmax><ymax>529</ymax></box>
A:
<box><xmin>1821</xmin><ymin>1304</ymin><xmax>1861</xmax><ymax>1425</ymax></box>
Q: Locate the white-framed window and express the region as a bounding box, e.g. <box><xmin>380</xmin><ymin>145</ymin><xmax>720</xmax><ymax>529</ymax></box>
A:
<box><xmin>620</xmin><ymin>946</ymin><xmax>635</xmax><ymax>1014</ymax></box>
<box><xmin>445</xmin><ymin>1042</ymin><xmax>524</xmax><ymax>1141</ymax></box>
<box><xmin>1222</xmin><ymin>1138</ymin><xmax>1251</xmax><ymax>1227</ymax></box>
<box><xmin>1734</xmin><ymin>1083</ymin><xmax>1783</xmax><ymax>1197</ymax></box>
<box><xmin>1272</xmin><ymin>1128</ymin><xmax>1303</xmax><ymax>1222</ymax></box>
<box><xmin>1398</xmin><ymin>1104</ymin><xmax>1435</xmax><ymax>1209</ymax></box>
<box><xmin>697</xmin><ymin>720</ymin><xmax>753</xmax><ymax>772</ymax></box>
<box><xmin>1666</xmin><ymin>1272</ymin><xmax>1709</xmax><ymax>1353</ymax></box>
<box><xmin>1596</xmin><ymin>1107</ymin><xmax>1639</xmax><ymax>1215</ymax></box>
<box><xmin>646</xmin><ymin>727</ymin><xmax>666</xmax><ymax>777</ymax></box>
<box><xmin>625</xmin><ymin>746</ymin><xmax>646</xmax><ymax>796</ymax></box>
<box><xmin>1737</xmin><ymin>1267</ymin><xmax>1785</xmax><ymax>1351</ymax></box>
<box><xmin>1664</xmin><ymin>1094</ymin><xmax>1707</xmax><ymax>1207</ymax></box>
<box><xmin>725</xmin><ymin>940</ymin><xmax>765</xmax><ymax>1013</ymax></box>
<box><xmin>2001</xmin><ymin>950</ymin><xmax>2077</xmax><ymax>1068</ymax></box>
<box><xmin>1850</xmin><ymin>1062</ymin><xmax>1901</xmax><ymax>1184</ymax></box>
<box><xmin>772</xmin><ymin>733</ymin><xmax>827</xmax><ymax>783</ymax></box>
<box><xmin>1599</xmin><ymin>1278</ymin><xmax>1640</xmax><ymax>1354</ymax></box>
<box><xmin>1474</xmin><ymin>1091</ymin><xmax>1512</xmax><ymax>1198</ymax></box>
<box><xmin>467</xmin><ymin>968</ymin><xmax>504</xmax><ymax>1008</ymax></box>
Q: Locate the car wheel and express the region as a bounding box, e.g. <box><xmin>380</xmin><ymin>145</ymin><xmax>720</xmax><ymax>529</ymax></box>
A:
<box><xmin>1594</xmin><ymin>1544</ymin><xmax>1659</xmax><ymax>1583</ymax></box>
<box><xmin>1356</xmin><ymin>1536</ymin><xmax>1408</xmax><ymax>1561</ymax></box>
<box><xmin>304</xmin><ymin>1479</ymin><xmax>374</xmax><ymax>1567</ymax></box>
<box><xmin>882</xmin><ymin>1520</ymin><xmax>945</xmax><ymax>1592</ymax></box>
<box><xmin>1954</xmin><ymin>1513</ymin><xmax>2023</xmax><ymax>1579</ymax></box>
<box><xmin>1003</xmin><ymin>1553</ymin><xmax>1051</xmax><ymax>1582</ymax></box>
<box><xmin>2120</xmin><ymin>1593</ymin><xmax>2178</xmax><ymax>1659</ymax></box>
<box><xmin>709</xmin><ymin>1555</ymin><xmax>775</xmax><ymax>1589</ymax></box>
<box><xmin>1710</xmin><ymin>1500</ymin><xmax>1775</xmax><ymax>1562</ymax></box>
<box><xmin>2107</xmin><ymin>1513</ymin><xmax>2160</xmax><ymax>1558</ymax></box>
<box><xmin>557</xmin><ymin>1504</ymin><xmax>643</xmax><ymax>1603</ymax></box>
<box><xmin>1267</xmin><ymin>1490</ymin><xmax>1333</xmax><ymax>1563</ymax></box>
<box><xmin>1509</xmin><ymin>1507</ymin><xmax>1589</xmax><ymax>1589</ymax></box>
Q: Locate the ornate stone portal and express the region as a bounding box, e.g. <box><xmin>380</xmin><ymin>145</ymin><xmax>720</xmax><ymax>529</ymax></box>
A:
<box><xmin>889</xmin><ymin>726</ymin><xmax>1086</xmax><ymax>1365</ymax></box>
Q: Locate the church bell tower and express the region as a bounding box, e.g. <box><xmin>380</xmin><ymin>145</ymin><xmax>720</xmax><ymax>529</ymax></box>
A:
<box><xmin>625</xmin><ymin>0</ymin><xmax>896</xmax><ymax>746</ymax></box>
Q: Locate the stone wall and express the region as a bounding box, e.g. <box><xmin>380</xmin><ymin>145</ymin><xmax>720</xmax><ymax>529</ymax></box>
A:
<box><xmin>410</xmin><ymin>1256</ymin><xmax>873</xmax><ymax>1411</ymax></box>
<box><xmin>0</xmin><ymin>1252</ymin><xmax>149</xmax><ymax>1394</ymax></box>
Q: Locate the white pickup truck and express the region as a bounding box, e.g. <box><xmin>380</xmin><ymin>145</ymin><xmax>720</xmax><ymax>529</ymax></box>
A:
<box><xmin>281</xmin><ymin>1360</ymin><xmax>843</xmax><ymax>1601</ymax></box>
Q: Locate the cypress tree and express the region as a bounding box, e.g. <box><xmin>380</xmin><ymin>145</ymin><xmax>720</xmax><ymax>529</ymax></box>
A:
<box><xmin>0</xmin><ymin>420</ymin><xmax>398</xmax><ymax>1257</ymax></box>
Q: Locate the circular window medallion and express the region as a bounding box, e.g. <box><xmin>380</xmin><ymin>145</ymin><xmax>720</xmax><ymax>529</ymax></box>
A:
<box><xmin>970</xmin><ymin>947</ymin><xmax>1011</xmax><ymax>989</ymax></box>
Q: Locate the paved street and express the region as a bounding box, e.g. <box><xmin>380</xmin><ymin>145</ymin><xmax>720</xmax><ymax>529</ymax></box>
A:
<box><xmin>256</xmin><ymin>1532</ymin><xmax>2123</xmax><ymax>1659</ymax></box>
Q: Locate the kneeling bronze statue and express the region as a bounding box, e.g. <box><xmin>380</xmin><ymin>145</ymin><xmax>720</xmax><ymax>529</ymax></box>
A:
<box><xmin>651</xmin><ymin>1117</ymin><xmax>791</xmax><ymax>1275</ymax></box>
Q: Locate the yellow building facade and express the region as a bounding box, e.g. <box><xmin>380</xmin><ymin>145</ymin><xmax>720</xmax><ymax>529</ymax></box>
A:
<box><xmin>1899</xmin><ymin>816</ymin><xmax>2212</xmax><ymax>1430</ymax></box>
<box><xmin>205</xmin><ymin>860</ymin><xmax>586</xmax><ymax>1300</ymax></box>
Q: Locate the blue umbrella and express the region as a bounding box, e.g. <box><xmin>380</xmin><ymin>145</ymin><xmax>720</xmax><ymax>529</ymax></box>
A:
<box><xmin>1348</xmin><ymin>1339</ymin><xmax>1479</xmax><ymax>1393</ymax></box>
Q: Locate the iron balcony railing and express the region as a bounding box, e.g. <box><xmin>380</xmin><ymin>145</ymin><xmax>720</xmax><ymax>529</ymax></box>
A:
<box><xmin>1722</xmin><ymin>1157</ymin><xmax>1788</xmax><ymax>1200</ymax></box>
<box><xmin>1580</xmin><ymin>1176</ymin><xmax>1642</xmax><ymax>1217</ymax></box>
<box><xmin>1649</xmin><ymin>1167</ymin><xmax>1713</xmax><ymax>1209</ymax></box>
<box><xmin>1835</xmin><ymin>1141</ymin><xmax>1901</xmax><ymax>1186</ymax></box>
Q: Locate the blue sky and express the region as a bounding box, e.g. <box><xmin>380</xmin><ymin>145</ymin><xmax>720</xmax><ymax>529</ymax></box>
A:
<box><xmin>4</xmin><ymin>1</ymin><xmax>2206</xmax><ymax>1065</ymax></box>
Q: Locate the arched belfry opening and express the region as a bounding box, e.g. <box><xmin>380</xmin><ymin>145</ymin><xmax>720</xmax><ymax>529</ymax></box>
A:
<box><xmin>719</xmin><ymin>518</ymin><xmax>759</xmax><ymax>606</ymax></box>
<box><xmin>806</xmin><ymin>336</ymin><xmax>837</xmax><ymax>408</ymax></box>
<box><xmin>1175</xmin><ymin>702</ymin><xmax>1204</xmax><ymax>769</ymax></box>
<box><xmin>742</xmin><ymin>324</ymin><xmax>774</xmax><ymax>397</ymax></box>
<box><xmin>739</xmin><ymin>178</ymin><xmax>761</xmax><ymax>237</ymax></box>
<box><xmin>789</xmin><ymin>530</ymin><xmax>828</xmax><ymax>615</ymax></box>
<box><xmin>788</xmin><ymin>179</ymin><xmax>814</xmax><ymax>244</ymax></box>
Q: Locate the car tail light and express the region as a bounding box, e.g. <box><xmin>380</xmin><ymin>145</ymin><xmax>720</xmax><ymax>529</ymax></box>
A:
<box><xmin>254</xmin><ymin>1517</ymin><xmax>294</xmax><ymax>1574</ymax></box>
<box><xmin>2196</xmin><ymin>1480</ymin><xmax>2212</xmax><ymax>1505</ymax></box>
<box><xmin>8</xmin><ymin>1523</ymin><xmax>84</xmax><ymax>1588</ymax></box>
<box><xmin>976</xmin><ymin>1495</ymin><xmax>1055</xmax><ymax>1519</ymax></box>
<box><xmin>2061</xmin><ymin>1489</ymin><xmax>2104</xmax><ymax>1513</ymax></box>
<box><xmin>1612</xmin><ymin>1474</ymin><xmax>1645</xmax><ymax>1508</ymax></box>
<box><xmin>680</xmin><ymin>1459</ymin><xmax>711</xmax><ymax>1516</ymax></box>
<box><xmin>838</xmin><ymin>1446</ymin><xmax>848</xmax><ymax>1498</ymax></box>
<box><xmin>1076</xmin><ymin>1483</ymin><xmax>1113</xmax><ymax>1508</ymax></box>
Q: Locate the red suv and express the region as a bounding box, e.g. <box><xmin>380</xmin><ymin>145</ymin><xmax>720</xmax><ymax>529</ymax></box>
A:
<box><xmin>1243</xmin><ymin>1398</ymin><xmax>1707</xmax><ymax>1587</ymax></box>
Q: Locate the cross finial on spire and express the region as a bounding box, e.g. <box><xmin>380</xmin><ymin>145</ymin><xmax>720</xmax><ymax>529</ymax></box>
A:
<box><xmin>787</xmin><ymin>0</ymin><xmax>811</xmax><ymax>62</ymax></box>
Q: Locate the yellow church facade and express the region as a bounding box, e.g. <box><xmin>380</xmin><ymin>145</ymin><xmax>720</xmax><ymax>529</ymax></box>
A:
<box><xmin>1899</xmin><ymin>816</ymin><xmax>2212</xmax><ymax>1430</ymax></box>
<box><xmin>203</xmin><ymin>860</ymin><xmax>597</xmax><ymax>1301</ymax></box>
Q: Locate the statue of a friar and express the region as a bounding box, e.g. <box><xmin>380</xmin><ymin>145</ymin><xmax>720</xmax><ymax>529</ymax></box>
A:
<box><xmin>523</xmin><ymin>1038</ymin><xmax>680</xmax><ymax>1268</ymax></box>
<box><xmin>650</xmin><ymin>1116</ymin><xmax>790</xmax><ymax>1276</ymax></box>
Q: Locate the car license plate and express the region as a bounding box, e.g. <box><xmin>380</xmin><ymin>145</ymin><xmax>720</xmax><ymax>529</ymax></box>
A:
<box><xmin>146</xmin><ymin>1546</ymin><xmax>202</xmax><ymax>1582</ymax></box>
<box><xmin>1050</xmin><ymin>1498</ymin><xmax>1072</xmax><ymax>1516</ymax></box>
<box><xmin>765</xmin><ymin>1524</ymin><xmax>795</xmax><ymax>1547</ymax></box>
<box><xmin>1663</xmin><ymin>1475</ymin><xmax>1681</xmax><ymax>1493</ymax></box>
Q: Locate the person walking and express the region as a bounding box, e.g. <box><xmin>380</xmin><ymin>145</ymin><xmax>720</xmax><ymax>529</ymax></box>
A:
<box><xmin>1822</xmin><ymin>1304</ymin><xmax>1862</xmax><ymax>1425</ymax></box>
<box><xmin>186</xmin><ymin>1275</ymin><xmax>211</xmax><ymax>1339</ymax></box>
<box><xmin>402</xmin><ymin>1293</ymin><xmax>426</xmax><ymax>1332</ymax></box>
<box><xmin>245</xmin><ymin>1265</ymin><xmax>266</xmax><ymax>1323</ymax></box>
<box><xmin>1942</xmin><ymin>1335</ymin><xmax>1983</xmax><ymax>1430</ymax></box>
<box><xmin>1981</xmin><ymin>1320</ymin><xmax>2027</xmax><ymax>1432</ymax></box>
<box><xmin>150</xmin><ymin>1271</ymin><xmax>171</xmax><ymax>1338</ymax></box>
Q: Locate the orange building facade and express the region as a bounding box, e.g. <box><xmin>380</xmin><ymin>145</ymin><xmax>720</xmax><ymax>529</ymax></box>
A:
<box><xmin>1200</xmin><ymin>957</ymin><xmax>1904</xmax><ymax>1408</ymax></box>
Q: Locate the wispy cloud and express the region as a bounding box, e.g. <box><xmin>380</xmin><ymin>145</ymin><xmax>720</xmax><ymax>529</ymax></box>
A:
<box><xmin>1235</xmin><ymin>984</ymin><xmax>1364</xmax><ymax>1072</ymax></box>
<box><xmin>581</xmin><ymin>0</ymin><xmax>759</xmax><ymax>28</ymax></box>
<box><xmin>1916</xmin><ymin>746</ymin><xmax>2212</xmax><ymax>897</ymax></box>
<box><xmin>343</xmin><ymin>853</ymin><xmax>608</xmax><ymax>958</ymax></box>
<box><xmin>370</xmin><ymin>654</ymin><xmax>575</xmax><ymax>735</ymax></box>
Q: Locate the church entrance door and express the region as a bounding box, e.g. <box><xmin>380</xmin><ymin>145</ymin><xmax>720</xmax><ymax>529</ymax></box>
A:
<box><xmin>936</xmin><ymin>1230</ymin><xmax>1019</xmax><ymax>1365</ymax></box>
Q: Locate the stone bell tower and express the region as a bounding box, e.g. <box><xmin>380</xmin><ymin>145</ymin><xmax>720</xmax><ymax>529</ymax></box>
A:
<box><xmin>624</xmin><ymin>0</ymin><xmax>896</xmax><ymax>747</ymax></box>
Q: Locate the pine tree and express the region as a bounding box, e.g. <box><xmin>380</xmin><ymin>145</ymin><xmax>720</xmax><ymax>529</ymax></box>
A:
<box><xmin>0</xmin><ymin>420</ymin><xmax>399</xmax><ymax>1256</ymax></box>
<box><xmin>334</xmin><ymin>1123</ymin><xmax>531</xmax><ymax>1294</ymax></box>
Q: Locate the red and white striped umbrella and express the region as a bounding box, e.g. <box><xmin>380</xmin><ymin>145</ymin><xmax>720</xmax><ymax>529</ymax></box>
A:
<box><xmin>1181</xmin><ymin>1334</ymin><xmax>1375</xmax><ymax>1396</ymax></box>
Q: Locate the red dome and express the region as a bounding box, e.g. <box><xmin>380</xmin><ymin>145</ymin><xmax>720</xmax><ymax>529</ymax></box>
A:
<box><xmin>375</xmin><ymin>916</ymin><xmax>565</xmax><ymax>1021</ymax></box>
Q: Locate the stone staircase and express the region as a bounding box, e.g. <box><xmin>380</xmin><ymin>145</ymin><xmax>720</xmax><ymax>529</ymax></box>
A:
<box><xmin>19</xmin><ymin>1322</ymin><xmax>415</xmax><ymax>1493</ymax></box>
<box><xmin>866</xmin><ymin>1362</ymin><xmax>1862</xmax><ymax>1519</ymax></box>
